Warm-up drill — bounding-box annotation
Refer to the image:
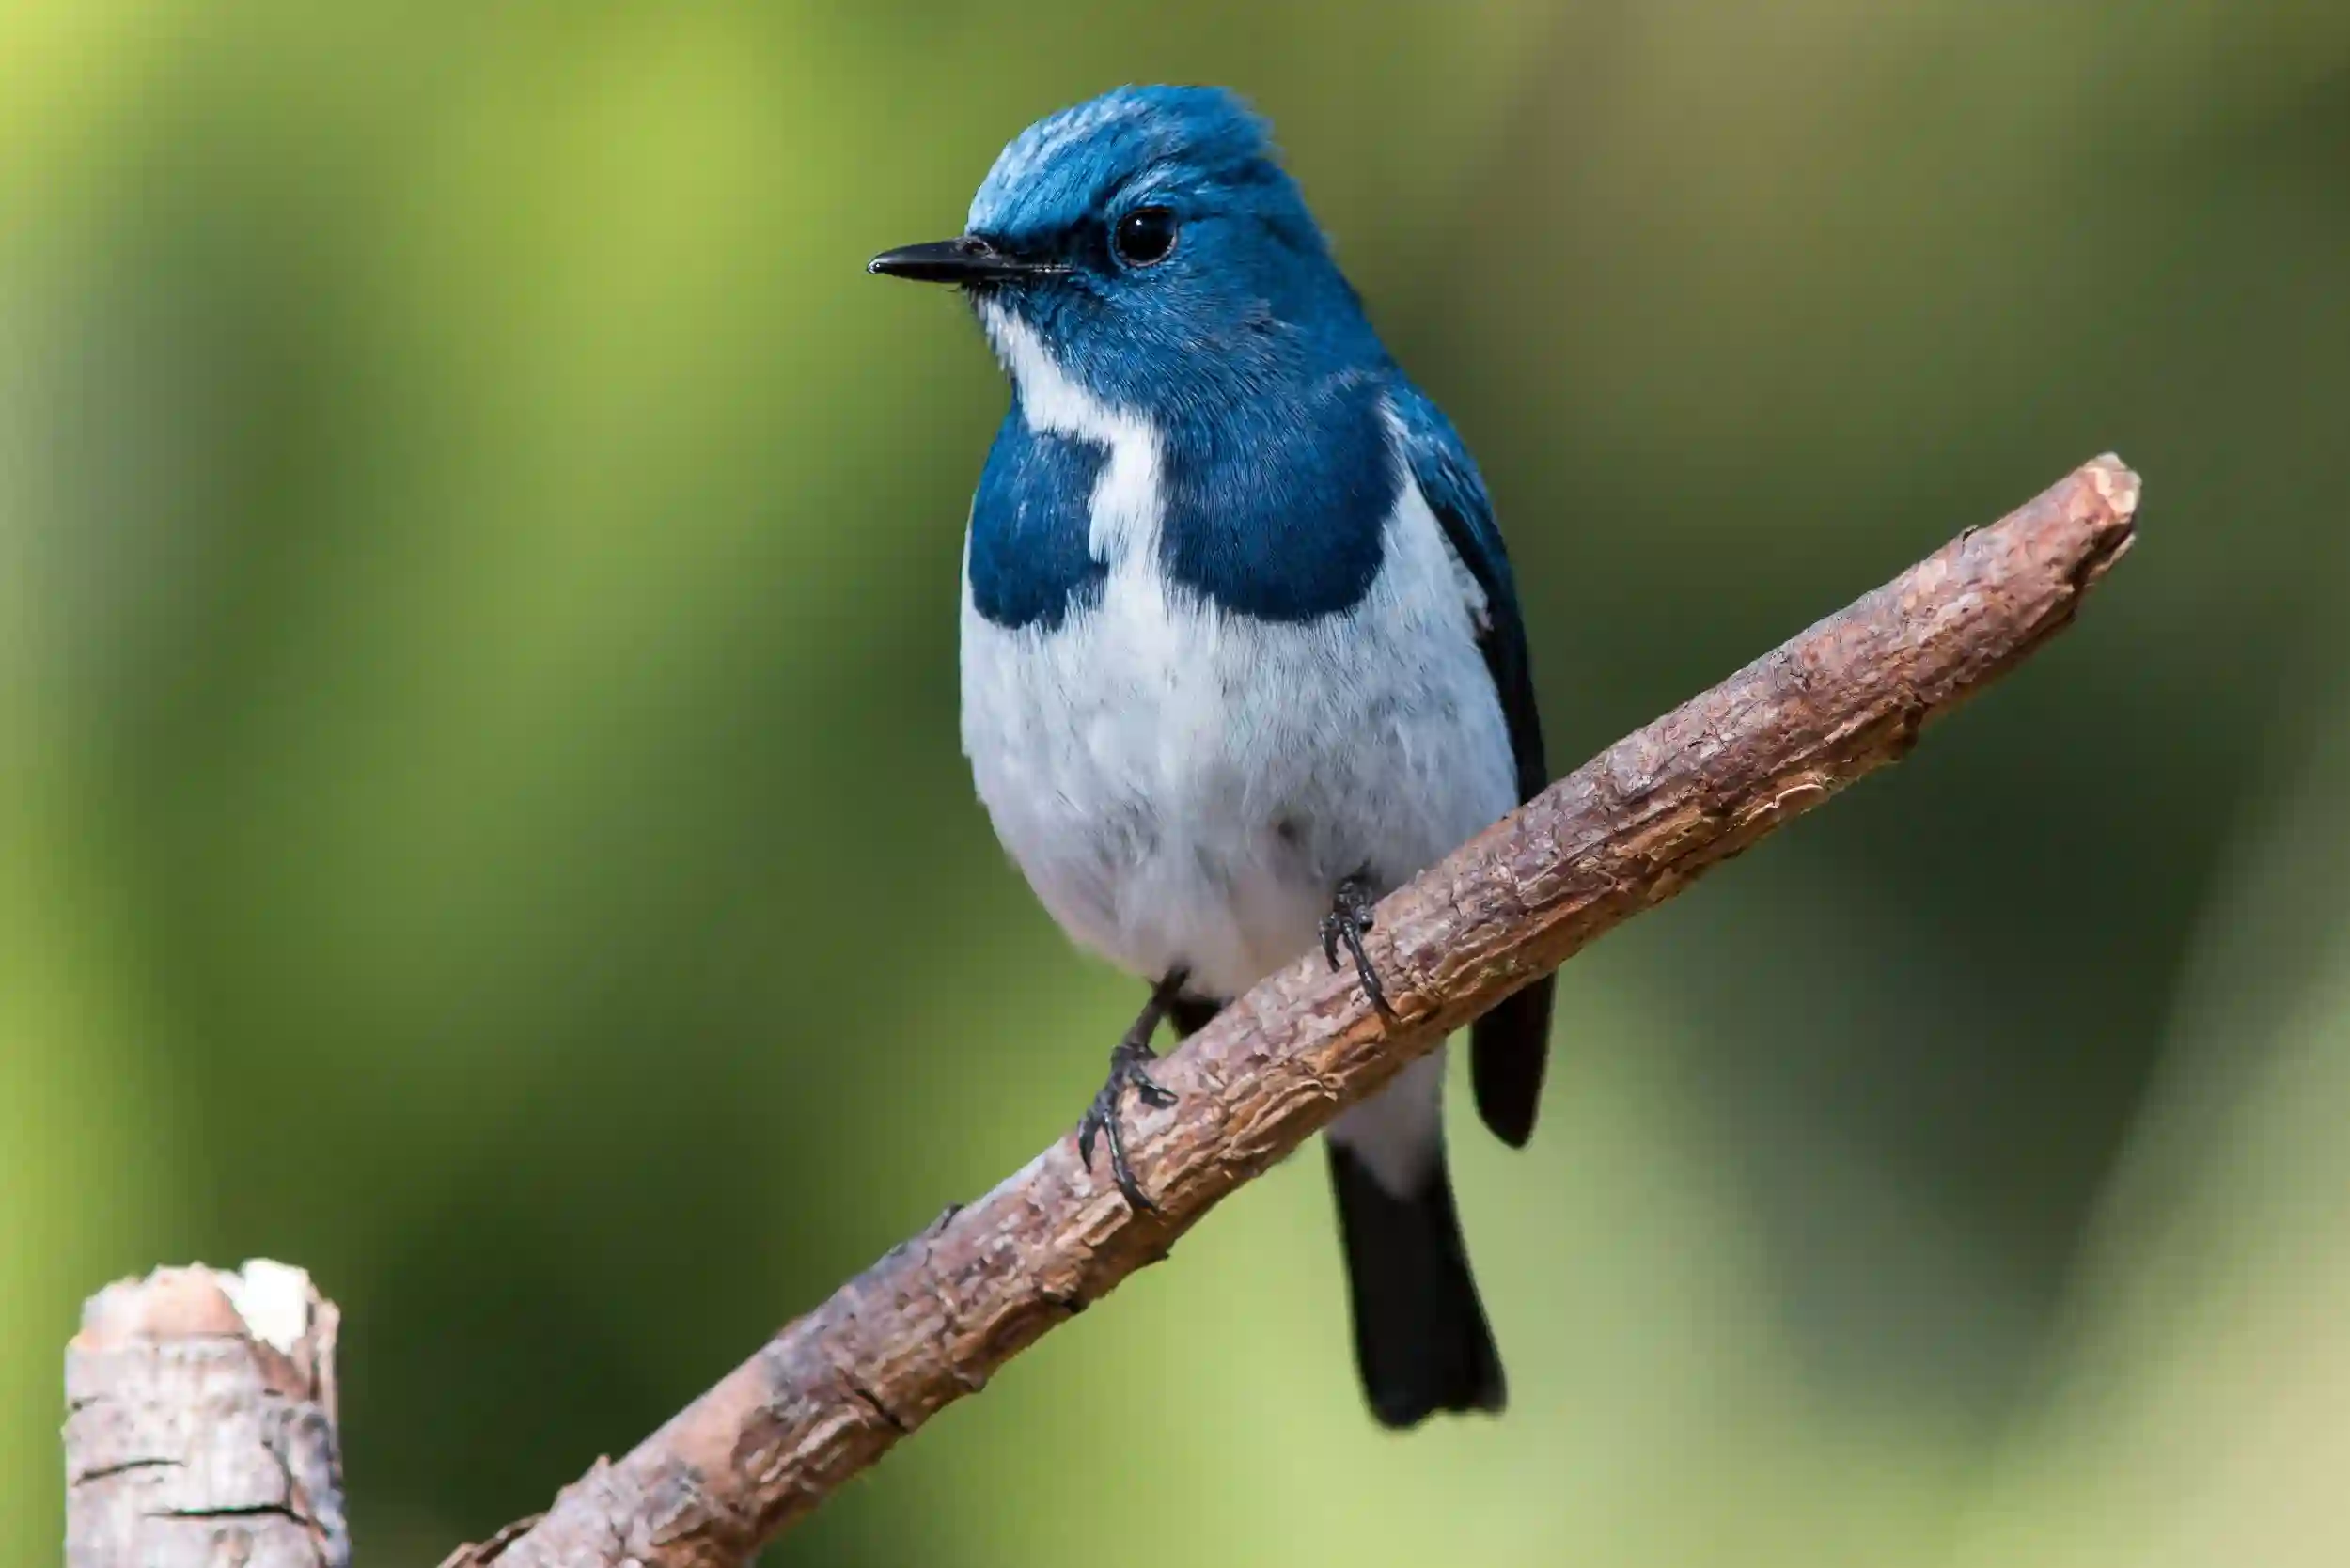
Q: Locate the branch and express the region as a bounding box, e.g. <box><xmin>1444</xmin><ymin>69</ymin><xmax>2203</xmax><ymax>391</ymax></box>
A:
<box><xmin>465</xmin><ymin>455</ymin><xmax>2134</xmax><ymax>1567</ymax></box>
<box><xmin>66</xmin><ymin>1261</ymin><xmax>350</xmax><ymax>1568</ymax></box>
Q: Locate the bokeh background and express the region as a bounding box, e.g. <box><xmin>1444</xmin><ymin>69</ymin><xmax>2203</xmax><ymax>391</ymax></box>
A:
<box><xmin>7</xmin><ymin>3</ymin><xmax>2350</xmax><ymax>1563</ymax></box>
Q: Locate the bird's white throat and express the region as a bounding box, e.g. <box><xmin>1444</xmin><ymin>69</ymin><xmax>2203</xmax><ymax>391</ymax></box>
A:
<box><xmin>979</xmin><ymin>302</ymin><xmax>1162</xmax><ymax>570</ymax></box>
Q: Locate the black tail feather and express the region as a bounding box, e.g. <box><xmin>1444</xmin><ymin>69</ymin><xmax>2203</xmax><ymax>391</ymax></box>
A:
<box><xmin>1326</xmin><ymin>1142</ymin><xmax>1506</xmax><ymax>1429</ymax></box>
<box><xmin>1470</xmin><ymin>975</ymin><xmax>1554</xmax><ymax>1148</ymax></box>
<box><xmin>1167</xmin><ymin>995</ymin><xmax>1224</xmax><ymax>1040</ymax></box>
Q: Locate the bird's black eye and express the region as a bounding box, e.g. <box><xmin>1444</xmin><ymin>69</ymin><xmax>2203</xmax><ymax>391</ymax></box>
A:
<box><xmin>1112</xmin><ymin>206</ymin><xmax>1178</xmax><ymax>267</ymax></box>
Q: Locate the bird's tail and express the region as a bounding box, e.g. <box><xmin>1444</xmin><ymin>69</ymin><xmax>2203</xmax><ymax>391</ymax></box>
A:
<box><xmin>1326</xmin><ymin>1140</ymin><xmax>1506</xmax><ymax>1428</ymax></box>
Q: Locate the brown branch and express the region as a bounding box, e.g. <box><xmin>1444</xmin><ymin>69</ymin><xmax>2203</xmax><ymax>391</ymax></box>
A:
<box><xmin>66</xmin><ymin>1261</ymin><xmax>349</xmax><ymax>1568</ymax></box>
<box><xmin>460</xmin><ymin>455</ymin><xmax>2133</xmax><ymax>1567</ymax></box>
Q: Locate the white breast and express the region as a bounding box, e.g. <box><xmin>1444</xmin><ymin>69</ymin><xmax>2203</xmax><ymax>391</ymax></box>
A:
<box><xmin>957</xmin><ymin>312</ymin><xmax>1515</xmax><ymax>1003</ymax></box>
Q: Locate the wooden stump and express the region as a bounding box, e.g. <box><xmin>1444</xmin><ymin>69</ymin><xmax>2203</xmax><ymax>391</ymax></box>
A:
<box><xmin>65</xmin><ymin>1261</ymin><xmax>349</xmax><ymax>1568</ymax></box>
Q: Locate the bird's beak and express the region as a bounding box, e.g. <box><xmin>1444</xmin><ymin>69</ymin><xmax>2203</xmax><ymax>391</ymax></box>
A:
<box><xmin>868</xmin><ymin>236</ymin><xmax>1058</xmax><ymax>284</ymax></box>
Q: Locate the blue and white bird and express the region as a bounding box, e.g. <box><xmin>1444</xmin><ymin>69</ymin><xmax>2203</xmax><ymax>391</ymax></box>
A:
<box><xmin>870</xmin><ymin>86</ymin><xmax>1553</xmax><ymax>1428</ymax></box>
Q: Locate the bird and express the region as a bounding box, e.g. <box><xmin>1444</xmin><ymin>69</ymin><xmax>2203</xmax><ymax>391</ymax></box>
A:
<box><xmin>870</xmin><ymin>85</ymin><xmax>1552</xmax><ymax>1430</ymax></box>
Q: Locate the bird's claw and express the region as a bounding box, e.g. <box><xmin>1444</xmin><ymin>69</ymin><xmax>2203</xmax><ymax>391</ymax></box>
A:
<box><xmin>1320</xmin><ymin>875</ymin><xmax>1396</xmax><ymax>1020</ymax></box>
<box><xmin>1078</xmin><ymin>1036</ymin><xmax>1176</xmax><ymax>1213</ymax></box>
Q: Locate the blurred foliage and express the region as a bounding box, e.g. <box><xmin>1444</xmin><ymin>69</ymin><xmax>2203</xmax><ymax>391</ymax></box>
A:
<box><xmin>6</xmin><ymin>2</ymin><xmax>2350</xmax><ymax>1563</ymax></box>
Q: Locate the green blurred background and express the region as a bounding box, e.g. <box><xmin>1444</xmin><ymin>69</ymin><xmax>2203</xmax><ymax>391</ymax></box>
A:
<box><xmin>7</xmin><ymin>3</ymin><xmax>2350</xmax><ymax>1563</ymax></box>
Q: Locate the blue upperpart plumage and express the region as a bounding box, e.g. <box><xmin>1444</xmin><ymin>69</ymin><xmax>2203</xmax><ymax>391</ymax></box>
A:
<box><xmin>950</xmin><ymin>85</ymin><xmax>1438</xmax><ymax>629</ymax></box>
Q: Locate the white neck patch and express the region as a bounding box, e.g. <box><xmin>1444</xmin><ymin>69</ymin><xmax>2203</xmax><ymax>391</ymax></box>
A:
<box><xmin>979</xmin><ymin>302</ymin><xmax>1162</xmax><ymax>570</ymax></box>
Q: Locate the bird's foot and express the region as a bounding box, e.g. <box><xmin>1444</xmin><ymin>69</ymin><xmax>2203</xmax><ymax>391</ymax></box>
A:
<box><xmin>1321</xmin><ymin>874</ymin><xmax>1396</xmax><ymax>1020</ymax></box>
<box><xmin>1077</xmin><ymin>977</ymin><xmax>1185</xmax><ymax>1212</ymax></box>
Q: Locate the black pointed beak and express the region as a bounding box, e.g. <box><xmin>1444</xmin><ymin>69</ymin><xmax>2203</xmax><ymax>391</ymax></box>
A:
<box><xmin>868</xmin><ymin>236</ymin><xmax>1057</xmax><ymax>284</ymax></box>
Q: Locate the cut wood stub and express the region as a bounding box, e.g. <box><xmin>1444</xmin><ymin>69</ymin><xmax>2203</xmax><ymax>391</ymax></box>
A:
<box><xmin>65</xmin><ymin>1260</ymin><xmax>350</xmax><ymax>1568</ymax></box>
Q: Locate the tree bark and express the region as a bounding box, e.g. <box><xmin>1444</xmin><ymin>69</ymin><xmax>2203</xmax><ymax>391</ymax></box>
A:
<box><xmin>431</xmin><ymin>456</ymin><xmax>2139</xmax><ymax>1567</ymax></box>
<box><xmin>65</xmin><ymin>1260</ymin><xmax>350</xmax><ymax>1568</ymax></box>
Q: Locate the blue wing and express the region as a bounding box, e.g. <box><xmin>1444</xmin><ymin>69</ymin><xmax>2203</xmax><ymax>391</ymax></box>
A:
<box><xmin>1392</xmin><ymin>383</ymin><xmax>1554</xmax><ymax>1147</ymax></box>
<box><xmin>1390</xmin><ymin>385</ymin><xmax>1545</xmax><ymax>801</ymax></box>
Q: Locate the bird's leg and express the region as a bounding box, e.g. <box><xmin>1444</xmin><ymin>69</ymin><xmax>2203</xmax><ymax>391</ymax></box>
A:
<box><xmin>1321</xmin><ymin>873</ymin><xmax>1397</xmax><ymax>1020</ymax></box>
<box><xmin>1077</xmin><ymin>968</ymin><xmax>1188</xmax><ymax>1212</ymax></box>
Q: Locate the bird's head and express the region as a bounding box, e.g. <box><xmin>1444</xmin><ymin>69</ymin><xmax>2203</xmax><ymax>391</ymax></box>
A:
<box><xmin>870</xmin><ymin>86</ymin><xmax>1375</xmax><ymax>408</ymax></box>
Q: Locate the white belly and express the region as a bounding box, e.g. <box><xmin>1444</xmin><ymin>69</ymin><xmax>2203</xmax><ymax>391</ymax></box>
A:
<box><xmin>959</xmin><ymin>477</ymin><xmax>1515</xmax><ymax>1002</ymax></box>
